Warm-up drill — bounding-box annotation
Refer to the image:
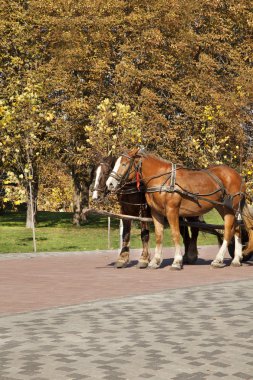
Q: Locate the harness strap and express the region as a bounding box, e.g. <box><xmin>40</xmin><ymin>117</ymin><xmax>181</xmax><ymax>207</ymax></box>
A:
<box><xmin>145</xmin><ymin>165</ymin><xmax>244</xmax><ymax>211</ymax></box>
<box><xmin>147</xmin><ymin>185</ymin><xmax>175</xmax><ymax>193</ymax></box>
<box><xmin>110</xmin><ymin>152</ymin><xmax>245</xmax><ymax>214</ymax></box>
<box><xmin>170</xmin><ymin>163</ymin><xmax>176</xmax><ymax>191</ymax></box>
<box><xmin>147</xmin><ymin>186</ymin><xmax>245</xmax><ymax>211</ymax></box>
<box><xmin>118</xmin><ymin>184</ymin><xmax>146</xmax><ymax>194</ymax></box>
<box><xmin>148</xmin><ymin>163</ymin><xmax>177</xmax><ymax>193</ymax></box>
<box><xmin>202</xmin><ymin>169</ymin><xmax>226</xmax><ymax>198</ymax></box>
<box><xmin>119</xmin><ymin>200</ymin><xmax>148</xmax><ymax>206</ymax></box>
<box><xmin>109</xmin><ymin>171</ymin><xmax>123</xmax><ymax>181</ymax></box>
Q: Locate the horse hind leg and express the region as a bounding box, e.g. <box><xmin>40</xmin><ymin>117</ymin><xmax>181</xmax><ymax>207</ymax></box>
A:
<box><xmin>231</xmin><ymin>228</ymin><xmax>243</xmax><ymax>267</ymax></box>
<box><xmin>115</xmin><ymin>219</ymin><xmax>131</xmax><ymax>268</ymax></box>
<box><xmin>137</xmin><ymin>222</ymin><xmax>150</xmax><ymax>269</ymax></box>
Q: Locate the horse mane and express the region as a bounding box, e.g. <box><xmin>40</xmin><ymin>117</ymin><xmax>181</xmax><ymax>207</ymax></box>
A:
<box><xmin>139</xmin><ymin>149</ymin><xmax>175</xmax><ymax>165</ymax></box>
<box><xmin>139</xmin><ymin>149</ymin><xmax>228</xmax><ymax>170</ymax></box>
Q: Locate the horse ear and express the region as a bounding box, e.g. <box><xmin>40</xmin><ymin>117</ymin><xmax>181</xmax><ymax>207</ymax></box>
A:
<box><xmin>95</xmin><ymin>152</ymin><xmax>103</xmax><ymax>164</ymax></box>
<box><xmin>135</xmin><ymin>145</ymin><xmax>146</xmax><ymax>156</ymax></box>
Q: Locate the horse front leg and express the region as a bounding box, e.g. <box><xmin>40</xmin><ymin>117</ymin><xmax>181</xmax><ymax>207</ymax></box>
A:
<box><xmin>148</xmin><ymin>210</ymin><xmax>164</xmax><ymax>269</ymax></box>
<box><xmin>137</xmin><ymin>222</ymin><xmax>150</xmax><ymax>269</ymax></box>
<box><xmin>211</xmin><ymin>213</ymin><xmax>236</xmax><ymax>268</ymax></box>
<box><xmin>115</xmin><ymin>219</ymin><xmax>131</xmax><ymax>268</ymax></box>
<box><xmin>180</xmin><ymin>220</ymin><xmax>191</xmax><ymax>264</ymax></box>
<box><xmin>167</xmin><ymin>208</ymin><xmax>183</xmax><ymax>270</ymax></box>
<box><xmin>181</xmin><ymin>220</ymin><xmax>198</xmax><ymax>264</ymax></box>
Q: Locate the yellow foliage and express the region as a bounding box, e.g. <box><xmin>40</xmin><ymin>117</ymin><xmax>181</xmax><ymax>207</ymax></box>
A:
<box><xmin>86</xmin><ymin>98</ymin><xmax>143</xmax><ymax>156</ymax></box>
<box><xmin>2</xmin><ymin>172</ymin><xmax>26</xmax><ymax>207</ymax></box>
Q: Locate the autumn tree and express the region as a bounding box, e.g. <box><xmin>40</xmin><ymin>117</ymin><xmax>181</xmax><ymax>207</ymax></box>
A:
<box><xmin>108</xmin><ymin>0</ymin><xmax>251</xmax><ymax>165</ymax></box>
<box><xmin>0</xmin><ymin>0</ymin><xmax>55</xmax><ymax>226</ymax></box>
<box><xmin>1</xmin><ymin>0</ymin><xmax>252</xmax><ymax>225</ymax></box>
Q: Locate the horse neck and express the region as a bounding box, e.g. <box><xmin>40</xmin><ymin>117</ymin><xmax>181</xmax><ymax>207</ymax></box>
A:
<box><xmin>140</xmin><ymin>155</ymin><xmax>172</xmax><ymax>180</ymax></box>
<box><xmin>111</xmin><ymin>156</ymin><xmax>117</xmax><ymax>168</ymax></box>
<box><xmin>103</xmin><ymin>156</ymin><xmax>116</xmax><ymax>170</ymax></box>
<box><xmin>104</xmin><ymin>156</ymin><xmax>116</xmax><ymax>176</ymax></box>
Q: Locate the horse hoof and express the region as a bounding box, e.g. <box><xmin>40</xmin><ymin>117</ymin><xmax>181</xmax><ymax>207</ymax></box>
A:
<box><xmin>183</xmin><ymin>258</ymin><xmax>197</xmax><ymax>265</ymax></box>
<box><xmin>211</xmin><ymin>261</ymin><xmax>226</xmax><ymax>268</ymax></box>
<box><xmin>115</xmin><ymin>261</ymin><xmax>128</xmax><ymax>269</ymax></box>
<box><xmin>171</xmin><ymin>263</ymin><xmax>182</xmax><ymax>270</ymax></box>
<box><xmin>183</xmin><ymin>255</ymin><xmax>198</xmax><ymax>265</ymax></box>
<box><xmin>231</xmin><ymin>260</ymin><xmax>242</xmax><ymax>267</ymax></box>
<box><xmin>137</xmin><ymin>261</ymin><xmax>149</xmax><ymax>269</ymax></box>
<box><xmin>148</xmin><ymin>262</ymin><xmax>160</xmax><ymax>269</ymax></box>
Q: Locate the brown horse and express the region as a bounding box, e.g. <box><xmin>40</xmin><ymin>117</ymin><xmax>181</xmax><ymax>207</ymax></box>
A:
<box><xmin>106</xmin><ymin>148</ymin><xmax>253</xmax><ymax>269</ymax></box>
<box><xmin>92</xmin><ymin>155</ymin><xmax>201</xmax><ymax>268</ymax></box>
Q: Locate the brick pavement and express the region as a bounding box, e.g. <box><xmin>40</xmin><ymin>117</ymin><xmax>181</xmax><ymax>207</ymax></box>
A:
<box><xmin>1</xmin><ymin>279</ymin><xmax>253</xmax><ymax>380</ymax></box>
<box><xmin>0</xmin><ymin>246</ymin><xmax>253</xmax><ymax>314</ymax></box>
<box><xmin>0</xmin><ymin>247</ymin><xmax>253</xmax><ymax>379</ymax></box>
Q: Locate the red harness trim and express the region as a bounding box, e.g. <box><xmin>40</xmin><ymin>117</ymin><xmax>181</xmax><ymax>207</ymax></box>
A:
<box><xmin>136</xmin><ymin>171</ymin><xmax>141</xmax><ymax>191</ymax></box>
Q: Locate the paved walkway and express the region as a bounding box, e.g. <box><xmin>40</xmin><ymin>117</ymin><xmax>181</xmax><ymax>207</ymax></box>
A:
<box><xmin>0</xmin><ymin>246</ymin><xmax>253</xmax><ymax>315</ymax></box>
<box><xmin>0</xmin><ymin>247</ymin><xmax>253</xmax><ymax>379</ymax></box>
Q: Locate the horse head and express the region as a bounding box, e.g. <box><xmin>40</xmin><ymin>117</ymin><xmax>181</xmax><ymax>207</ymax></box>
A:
<box><xmin>92</xmin><ymin>153</ymin><xmax>116</xmax><ymax>200</ymax></box>
<box><xmin>106</xmin><ymin>147</ymin><xmax>143</xmax><ymax>192</ymax></box>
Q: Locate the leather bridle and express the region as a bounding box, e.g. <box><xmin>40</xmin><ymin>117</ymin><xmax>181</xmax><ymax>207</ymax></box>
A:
<box><xmin>108</xmin><ymin>153</ymin><xmax>141</xmax><ymax>189</ymax></box>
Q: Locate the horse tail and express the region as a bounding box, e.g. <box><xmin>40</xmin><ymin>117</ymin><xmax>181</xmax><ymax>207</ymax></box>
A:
<box><xmin>241</xmin><ymin>198</ymin><xmax>253</xmax><ymax>258</ymax></box>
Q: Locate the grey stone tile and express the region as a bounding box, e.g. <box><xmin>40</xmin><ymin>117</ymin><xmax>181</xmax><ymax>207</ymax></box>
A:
<box><xmin>1</xmin><ymin>279</ymin><xmax>253</xmax><ymax>380</ymax></box>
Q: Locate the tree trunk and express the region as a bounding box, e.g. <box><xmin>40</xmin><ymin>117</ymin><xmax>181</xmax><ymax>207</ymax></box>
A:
<box><xmin>72</xmin><ymin>168</ymin><xmax>92</xmax><ymax>226</ymax></box>
<box><xmin>26</xmin><ymin>179</ymin><xmax>38</xmax><ymax>228</ymax></box>
<box><xmin>80</xmin><ymin>187</ymin><xmax>90</xmax><ymax>223</ymax></box>
<box><xmin>73</xmin><ymin>178</ymin><xmax>82</xmax><ymax>226</ymax></box>
<box><xmin>0</xmin><ymin>201</ymin><xmax>3</xmax><ymax>214</ymax></box>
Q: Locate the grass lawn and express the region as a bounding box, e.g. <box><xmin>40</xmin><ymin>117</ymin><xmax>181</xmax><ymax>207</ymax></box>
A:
<box><xmin>0</xmin><ymin>210</ymin><xmax>223</xmax><ymax>254</ymax></box>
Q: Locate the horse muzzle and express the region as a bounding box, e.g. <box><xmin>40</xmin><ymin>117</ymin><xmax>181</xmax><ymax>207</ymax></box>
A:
<box><xmin>106</xmin><ymin>177</ymin><xmax>119</xmax><ymax>192</ymax></box>
<box><xmin>92</xmin><ymin>190</ymin><xmax>101</xmax><ymax>201</ymax></box>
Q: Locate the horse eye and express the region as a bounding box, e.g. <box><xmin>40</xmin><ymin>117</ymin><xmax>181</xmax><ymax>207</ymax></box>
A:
<box><xmin>121</xmin><ymin>163</ymin><xmax>127</xmax><ymax>167</ymax></box>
